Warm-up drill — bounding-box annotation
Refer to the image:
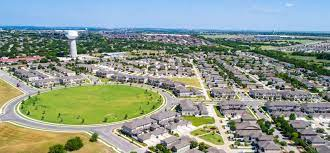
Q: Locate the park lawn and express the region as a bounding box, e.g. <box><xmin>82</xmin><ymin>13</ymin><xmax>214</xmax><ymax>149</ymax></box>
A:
<box><xmin>283</xmin><ymin>39</ymin><xmax>318</xmax><ymax>44</ymax></box>
<box><xmin>183</xmin><ymin>116</ymin><xmax>215</xmax><ymax>127</ymax></box>
<box><xmin>199</xmin><ymin>133</ymin><xmax>224</xmax><ymax>145</ymax></box>
<box><xmin>20</xmin><ymin>85</ymin><xmax>163</xmax><ymax>125</ymax></box>
<box><xmin>0</xmin><ymin>79</ymin><xmax>22</xmax><ymax>107</ymax></box>
<box><xmin>191</xmin><ymin>128</ymin><xmax>208</xmax><ymax>136</ymax></box>
<box><xmin>260</xmin><ymin>45</ymin><xmax>277</xmax><ymax>50</ymax></box>
<box><xmin>288</xmin><ymin>55</ymin><xmax>330</xmax><ymax>64</ymax></box>
<box><xmin>168</xmin><ymin>77</ymin><xmax>201</xmax><ymax>88</ymax></box>
<box><xmin>0</xmin><ymin>123</ymin><xmax>114</xmax><ymax>153</ymax></box>
<box><xmin>191</xmin><ymin>126</ymin><xmax>217</xmax><ymax>136</ymax></box>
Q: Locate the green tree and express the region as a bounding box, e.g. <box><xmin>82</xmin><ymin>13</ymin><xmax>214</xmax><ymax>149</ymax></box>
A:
<box><xmin>289</xmin><ymin>113</ymin><xmax>296</xmax><ymax>120</ymax></box>
<box><xmin>190</xmin><ymin>141</ymin><xmax>198</xmax><ymax>149</ymax></box>
<box><xmin>89</xmin><ymin>132</ymin><xmax>98</xmax><ymax>142</ymax></box>
<box><xmin>228</xmin><ymin>120</ymin><xmax>236</xmax><ymax>131</ymax></box>
<box><xmin>280</xmin><ymin>141</ymin><xmax>287</xmax><ymax>146</ymax></box>
<box><xmin>198</xmin><ymin>142</ymin><xmax>208</xmax><ymax>151</ymax></box>
<box><xmin>292</xmin><ymin>132</ymin><xmax>299</xmax><ymax>139</ymax></box>
<box><xmin>64</xmin><ymin>137</ymin><xmax>84</xmax><ymax>151</ymax></box>
<box><xmin>48</xmin><ymin>144</ymin><xmax>66</xmax><ymax>153</ymax></box>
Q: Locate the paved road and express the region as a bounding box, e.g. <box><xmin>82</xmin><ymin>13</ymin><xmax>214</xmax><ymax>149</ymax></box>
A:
<box><xmin>207</xmin><ymin>104</ymin><xmax>232</xmax><ymax>151</ymax></box>
<box><xmin>0</xmin><ymin>70</ymin><xmax>178</xmax><ymax>153</ymax></box>
<box><xmin>190</xmin><ymin>60</ymin><xmax>210</xmax><ymax>101</ymax></box>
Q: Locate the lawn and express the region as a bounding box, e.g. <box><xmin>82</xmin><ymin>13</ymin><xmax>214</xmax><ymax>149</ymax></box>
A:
<box><xmin>183</xmin><ymin>116</ymin><xmax>215</xmax><ymax>126</ymax></box>
<box><xmin>191</xmin><ymin>126</ymin><xmax>217</xmax><ymax>136</ymax></box>
<box><xmin>199</xmin><ymin>133</ymin><xmax>224</xmax><ymax>145</ymax></box>
<box><xmin>0</xmin><ymin>123</ymin><xmax>114</xmax><ymax>153</ymax></box>
<box><xmin>20</xmin><ymin>85</ymin><xmax>163</xmax><ymax>125</ymax></box>
<box><xmin>191</xmin><ymin>128</ymin><xmax>209</xmax><ymax>136</ymax></box>
<box><xmin>288</xmin><ymin>55</ymin><xmax>330</xmax><ymax>64</ymax></box>
<box><xmin>0</xmin><ymin>79</ymin><xmax>22</xmax><ymax>107</ymax></box>
<box><xmin>168</xmin><ymin>77</ymin><xmax>201</xmax><ymax>88</ymax></box>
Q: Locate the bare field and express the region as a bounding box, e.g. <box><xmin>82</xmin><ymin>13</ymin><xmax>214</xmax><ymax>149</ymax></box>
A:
<box><xmin>168</xmin><ymin>77</ymin><xmax>202</xmax><ymax>88</ymax></box>
<box><xmin>0</xmin><ymin>123</ymin><xmax>114</xmax><ymax>153</ymax></box>
<box><xmin>0</xmin><ymin>79</ymin><xmax>22</xmax><ymax>107</ymax></box>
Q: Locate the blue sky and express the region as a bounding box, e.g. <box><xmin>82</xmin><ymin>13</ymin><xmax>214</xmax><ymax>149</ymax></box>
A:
<box><xmin>1</xmin><ymin>0</ymin><xmax>329</xmax><ymax>31</ymax></box>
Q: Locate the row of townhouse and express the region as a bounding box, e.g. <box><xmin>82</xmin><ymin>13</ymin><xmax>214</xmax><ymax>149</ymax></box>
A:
<box><xmin>13</xmin><ymin>68</ymin><xmax>48</xmax><ymax>82</ymax></box>
<box><xmin>218</xmin><ymin>101</ymin><xmax>247</xmax><ymax>117</ymax></box>
<box><xmin>76</xmin><ymin>64</ymin><xmax>99</xmax><ymax>74</ymax></box>
<box><xmin>199</xmin><ymin>63</ymin><xmax>228</xmax><ymax>89</ymax></box>
<box><xmin>110</xmin><ymin>57</ymin><xmax>195</xmax><ymax>77</ymax></box>
<box><xmin>121</xmin><ymin>111</ymin><xmax>191</xmax><ymax>144</ymax></box>
<box><xmin>160</xmin><ymin>135</ymin><xmax>225</xmax><ymax>153</ymax></box>
<box><xmin>210</xmin><ymin>88</ymin><xmax>236</xmax><ymax>99</ymax></box>
<box><xmin>265</xmin><ymin>101</ymin><xmax>330</xmax><ymax>118</ymax></box>
<box><xmin>54</xmin><ymin>66</ymin><xmax>76</xmax><ymax>76</ymax></box>
<box><xmin>177</xmin><ymin>100</ymin><xmax>208</xmax><ymax>116</ymax></box>
<box><xmin>249</xmin><ymin>89</ymin><xmax>313</xmax><ymax>101</ymax></box>
<box><xmin>96</xmin><ymin>70</ymin><xmax>203</xmax><ymax>97</ymax></box>
<box><xmin>289</xmin><ymin>120</ymin><xmax>330</xmax><ymax>153</ymax></box>
<box><xmin>12</xmin><ymin>65</ymin><xmax>85</xmax><ymax>88</ymax></box>
<box><xmin>229</xmin><ymin>112</ymin><xmax>282</xmax><ymax>153</ymax></box>
<box><xmin>32</xmin><ymin>75</ymin><xmax>86</xmax><ymax>88</ymax></box>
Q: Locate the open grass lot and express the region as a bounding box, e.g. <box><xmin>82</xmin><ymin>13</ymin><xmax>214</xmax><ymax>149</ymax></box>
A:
<box><xmin>288</xmin><ymin>55</ymin><xmax>330</xmax><ymax>64</ymax></box>
<box><xmin>0</xmin><ymin>79</ymin><xmax>22</xmax><ymax>107</ymax></box>
<box><xmin>183</xmin><ymin>116</ymin><xmax>215</xmax><ymax>126</ymax></box>
<box><xmin>20</xmin><ymin>85</ymin><xmax>163</xmax><ymax>125</ymax></box>
<box><xmin>168</xmin><ymin>77</ymin><xmax>201</xmax><ymax>88</ymax></box>
<box><xmin>200</xmin><ymin>133</ymin><xmax>224</xmax><ymax>145</ymax></box>
<box><xmin>0</xmin><ymin>123</ymin><xmax>114</xmax><ymax>153</ymax></box>
<box><xmin>191</xmin><ymin>126</ymin><xmax>217</xmax><ymax>136</ymax></box>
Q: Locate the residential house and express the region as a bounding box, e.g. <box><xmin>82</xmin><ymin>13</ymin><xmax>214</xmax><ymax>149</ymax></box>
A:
<box><xmin>218</xmin><ymin>101</ymin><xmax>247</xmax><ymax>117</ymax></box>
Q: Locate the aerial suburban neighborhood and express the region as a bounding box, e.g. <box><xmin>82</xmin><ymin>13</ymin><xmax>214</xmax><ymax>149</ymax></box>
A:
<box><xmin>1</xmin><ymin>1</ymin><xmax>330</xmax><ymax>153</ymax></box>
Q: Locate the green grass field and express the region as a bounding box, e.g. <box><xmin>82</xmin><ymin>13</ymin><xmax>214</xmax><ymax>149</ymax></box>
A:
<box><xmin>200</xmin><ymin>133</ymin><xmax>224</xmax><ymax>145</ymax></box>
<box><xmin>191</xmin><ymin>126</ymin><xmax>217</xmax><ymax>136</ymax></box>
<box><xmin>20</xmin><ymin>85</ymin><xmax>163</xmax><ymax>125</ymax></box>
<box><xmin>288</xmin><ymin>55</ymin><xmax>330</xmax><ymax>64</ymax></box>
<box><xmin>183</xmin><ymin>116</ymin><xmax>215</xmax><ymax>126</ymax></box>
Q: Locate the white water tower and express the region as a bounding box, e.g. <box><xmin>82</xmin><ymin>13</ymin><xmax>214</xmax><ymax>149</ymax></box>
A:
<box><xmin>66</xmin><ymin>31</ymin><xmax>79</xmax><ymax>59</ymax></box>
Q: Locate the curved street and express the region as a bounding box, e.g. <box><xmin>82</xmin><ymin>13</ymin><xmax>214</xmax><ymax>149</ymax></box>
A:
<box><xmin>0</xmin><ymin>70</ymin><xmax>178</xmax><ymax>153</ymax></box>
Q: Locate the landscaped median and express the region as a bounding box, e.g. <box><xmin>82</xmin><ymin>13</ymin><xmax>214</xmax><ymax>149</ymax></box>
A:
<box><xmin>183</xmin><ymin>116</ymin><xmax>215</xmax><ymax>126</ymax></box>
<box><xmin>191</xmin><ymin>126</ymin><xmax>224</xmax><ymax>145</ymax></box>
<box><xmin>19</xmin><ymin>85</ymin><xmax>164</xmax><ymax>125</ymax></box>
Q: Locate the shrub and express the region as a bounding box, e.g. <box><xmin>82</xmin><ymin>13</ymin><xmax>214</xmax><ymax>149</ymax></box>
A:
<box><xmin>289</xmin><ymin>113</ymin><xmax>296</xmax><ymax>120</ymax></box>
<box><xmin>64</xmin><ymin>137</ymin><xmax>84</xmax><ymax>151</ymax></box>
<box><xmin>190</xmin><ymin>141</ymin><xmax>198</xmax><ymax>149</ymax></box>
<box><xmin>280</xmin><ymin>141</ymin><xmax>287</xmax><ymax>146</ymax></box>
<box><xmin>89</xmin><ymin>132</ymin><xmax>98</xmax><ymax>142</ymax></box>
<box><xmin>48</xmin><ymin>144</ymin><xmax>66</xmax><ymax>153</ymax></box>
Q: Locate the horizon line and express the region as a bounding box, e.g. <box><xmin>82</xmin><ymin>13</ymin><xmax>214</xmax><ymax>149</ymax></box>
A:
<box><xmin>1</xmin><ymin>25</ymin><xmax>330</xmax><ymax>33</ymax></box>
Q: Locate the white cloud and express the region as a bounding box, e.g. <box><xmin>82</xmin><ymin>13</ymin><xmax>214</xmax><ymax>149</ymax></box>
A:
<box><xmin>285</xmin><ymin>3</ymin><xmax>294</xmax><ymax>7</ymax></box>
